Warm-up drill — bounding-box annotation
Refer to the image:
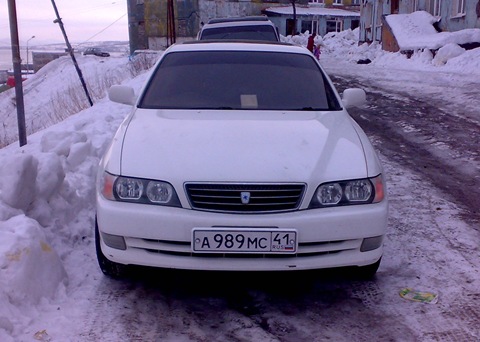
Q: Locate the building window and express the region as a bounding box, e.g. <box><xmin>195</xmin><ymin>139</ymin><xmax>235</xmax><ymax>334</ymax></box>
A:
<box><xmin>351</xmin><ymin>0</ymin><xmax>361</xmax><ymax>4</ymax></box>
<box><xmin>333</xmin><ymin>0</ymin><xmax>343</xmax><ymax>4</ymax></box>
<box><xmin>309</xmin><ymin>0</ymin><xmax>324</xmax><ymax>3</ymax></box>
<box><xmin>452</xmin><ymin>0</ymin><xmax>465</xmax><ymax>15</ymax></box>
<box><xmin>430</xmin><ymin>0</ymin><xmax>442</xmax><ymax>16</ymax></box>
<box><xmin>301</xmin><ymin>20</ymin><xmax>319</xmax><ymax>34</ymax></box>
<box><xmin>326</xmin><ymin>19</ymin><xmax>343</xmax><ymax>33</ymax></box>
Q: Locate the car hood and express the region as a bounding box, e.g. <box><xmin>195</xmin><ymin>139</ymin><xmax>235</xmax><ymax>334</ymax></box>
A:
<box><xmin>119</xmin><ymin>109</ymin><xmax>367</xmax><ymax>184</ymax></box>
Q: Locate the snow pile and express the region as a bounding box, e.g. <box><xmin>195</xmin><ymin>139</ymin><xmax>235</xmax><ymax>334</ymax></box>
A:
<box><xmin>0</xmin><ymin>55</ymin><xmax>133</xmax><ymax>148</ymax></box>
<box><xmin>1</xmin><ymin>72</ymin><xmax>142</xmax><ymax>333</ymax></box>
<box><xmin>283</xmin><ymin>29</ymin><xmax>384</xmax><ymax>63</ymax></box>
<box><xmin>386</xmin><ymin>11</ymin><xmax>480</xmax><ymax>50</ymax></box>
<box><xmin>282</xmin><ymin>16</ymin><xmax>480</xmax><ymax>76</ymax></box>
<box><xmin>0</xmin><ymin>67</ymin><xmax>149</xmax><ymax>340</ymax></box>
<box><xmin>433</xmin><ymin>43</ymin><xmax>466</xmax><ymax>65</ymax></box>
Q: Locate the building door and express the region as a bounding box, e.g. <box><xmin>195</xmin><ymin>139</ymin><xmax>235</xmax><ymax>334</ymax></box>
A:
<box><xmin>391</xmin><ymin>0</ymin><xmax>400</xmax><ymax>14</ymax></box>
<box><xmin>286</xmin><ymin>19</ymin><xmax>295</xmax><ymax>36</ymax></box>
<box><xmin>351</xmin><ymin>19</ymin><xmax>360</xmax><ymax>30</ymax></box>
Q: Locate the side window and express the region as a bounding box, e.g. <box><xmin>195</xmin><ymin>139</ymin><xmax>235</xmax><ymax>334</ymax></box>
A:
<box><xmin>452</xmin><ymin>0</ymin><xmax>465</xmax><ymax>15</ymax></box>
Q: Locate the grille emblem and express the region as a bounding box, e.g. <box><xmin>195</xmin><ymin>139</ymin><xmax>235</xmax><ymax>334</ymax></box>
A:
<box><xmin>241</xmin><ymin>192</ymin><xmax>251</xmax><ymax>204</ymax></box>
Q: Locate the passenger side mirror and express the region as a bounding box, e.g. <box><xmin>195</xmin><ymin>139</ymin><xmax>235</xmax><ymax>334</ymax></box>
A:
<box><xmin>342</xmin><ymin>88</ymin><xmax>366</xmax><ymax>108</ymax></box>
<box><xmin>108</xmin><ymin>85</ymin><xmax>136</xmax><ymax>106</ymax></box>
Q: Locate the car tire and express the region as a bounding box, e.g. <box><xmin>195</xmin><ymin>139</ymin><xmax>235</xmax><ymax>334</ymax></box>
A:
<box><xmin>95</xmin><ymin>220</ymin><xmax>128</xmax><ymax>278</ymax></box>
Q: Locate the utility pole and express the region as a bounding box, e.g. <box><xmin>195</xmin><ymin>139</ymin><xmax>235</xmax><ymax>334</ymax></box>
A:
<box><xmin>50</xmin><ymin>0</ymin><xmax>93</xmax><ymax>106</ymax></box>
<box><xmin>290</xmin><ymin>0</ymin><xmax>297</xmax><ymax>36</ymax></box>
<box><xmin>7</xmin><ymin>0</ymin><xmax>27</xmax><ymax>146</ymax></box>
<box><xmin>166</xmin><ymin>0</ymin><xmax>176</xmax><ymax>47</ymax></box>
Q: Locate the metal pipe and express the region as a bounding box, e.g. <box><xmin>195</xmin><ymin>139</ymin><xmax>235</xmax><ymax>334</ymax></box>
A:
<box><xmin>26</xmin><ymin>35</ymin><xmax>35</xmax><ymax>74</ymax></box>
<box><xmin>50</xmin><ymin>0</ymin><xmax>94</xmax><ymax>107</ymax></box>
<box><xmin>7</xmin><ymin>0</ymin><xmax>27</xmax><ymax>146</ymax></box>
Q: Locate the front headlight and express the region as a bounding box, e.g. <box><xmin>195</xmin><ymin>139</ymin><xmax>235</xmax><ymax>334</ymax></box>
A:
<box><xmin>309</xmin><ymin>174</ymin><xmax>384</xmax><ymax>208</ymax></box>
<box><xmin>100</xmin><ymin>172</ymin><xmax>181</xmax><ymax>207</ymax></box>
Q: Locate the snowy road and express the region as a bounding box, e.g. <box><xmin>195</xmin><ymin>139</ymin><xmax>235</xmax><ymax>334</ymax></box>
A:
<box><xmin>16</xmin><ymin>60</ymin><xmax>480</xmax><ymax>341</ymax></box>
<box><xmin>329</xmin><ymin>72</ymin><xmax>480</xmax><ymax>226</ymax></box>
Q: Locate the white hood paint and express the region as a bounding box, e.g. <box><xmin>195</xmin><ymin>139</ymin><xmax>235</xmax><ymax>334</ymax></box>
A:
<box><xmin>119</xmin><ymin>109</ymin><xmax>367</xmax><ymax>186</ymax></box>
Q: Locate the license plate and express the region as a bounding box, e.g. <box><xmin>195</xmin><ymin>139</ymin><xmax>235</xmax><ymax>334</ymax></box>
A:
<box><xmin>192</xmin><ymin>228</ymin><xmax>297</xmax><ymax>254</ymax></box>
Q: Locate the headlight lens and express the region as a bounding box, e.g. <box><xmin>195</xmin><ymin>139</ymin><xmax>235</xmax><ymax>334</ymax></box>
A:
<box><xmin>101</xmin><ymin>173</ymin><xmax>181</xmax><ymax>207</ymax></box>
<box><xmin>345</xmin><ymin>179</ymin><xmax>372</xmax><ymax>202</ymax></box>
<box><xmin>310</xmin><ymin>175</ymin><xmax>384</xmax><ymax>208</ymax></box>
<box><xmin>318</xmin><ymin>183</ymin><xmax>343</xmax><ymax>205</ymax></box>
<box><xmin>115</xmin><ymin>177</ymin><xmax>143</xmax><ymax>200</ymax></box>
<box><xmin>146</xmin><ymin>181</ymin><xmax>173</xmax><ymax>203</ymax></box>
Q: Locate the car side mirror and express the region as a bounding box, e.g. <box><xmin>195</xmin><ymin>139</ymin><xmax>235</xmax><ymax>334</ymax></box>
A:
<box><xmin>342</xmin><ymin>88</ymin><xmax>366</xmax><ymax>108</ymax></box>
<box><xmin>108</xmin><ymin>85</ymin><xmax>136</xmax><ymax>106</ymax></box>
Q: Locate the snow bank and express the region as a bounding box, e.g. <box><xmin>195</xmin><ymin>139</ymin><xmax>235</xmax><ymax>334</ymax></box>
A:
<box><xmin>433</xmin><ymin>43</ymin><xmax>466</xmax><ymax>65</ymax></box>
<box><xmin>0</xmin><ymin>215</ymin><xmax>66</xmax><ymax>304</ymax></box>
<box><xmin>386</xmin><ymin>11</ymin><xmax>480</xmax><ymax>50</ymax></box>
<box><xmin>0</xmin><ymin>55</ymin><xmax>133</xmax><ymax>148</ymax></box>
<box><xmin>282</xmin><ymin>17</ymin><xmax>480</xmax><ymax>76</ymax></box>
<box><xmin>0</xmin><ymin>56</ymin><xmax>150</xmax><ymax>338</ymax></box>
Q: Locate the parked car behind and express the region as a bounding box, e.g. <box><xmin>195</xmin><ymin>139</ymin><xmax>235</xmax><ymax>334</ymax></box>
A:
<box><xmin>96</xmin><ymin>41</ymin><xmax>388</xmax><ymax>279</ymax></box>
<box><xmin>83</xmin><ymin>47</ymin><xmax>110</xmax><ymax>57</ymax></box>
<box><xmin>198</xmin><ymin>16</ymin><xmax>280</xmax><ymax>41</ymax></box>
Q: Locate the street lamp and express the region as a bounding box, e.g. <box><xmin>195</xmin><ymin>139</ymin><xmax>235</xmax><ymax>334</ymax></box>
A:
<box><xmin>26</xmin><ymin>35</ymin><xmax>35</xmax><ymax>74</ymax></box>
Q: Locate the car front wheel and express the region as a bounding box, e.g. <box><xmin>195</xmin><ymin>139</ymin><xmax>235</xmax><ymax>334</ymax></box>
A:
<box><xmin>95</xmin><ymin>220</ymin><xmax>128</xmax><ymax>278</ymax></box>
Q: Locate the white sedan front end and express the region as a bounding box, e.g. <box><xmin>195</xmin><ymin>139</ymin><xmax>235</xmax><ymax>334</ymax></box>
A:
<box><xmin>96</xmin><ymin>41</ymin><xmax>388</xmax><ymax>277</ymax></box>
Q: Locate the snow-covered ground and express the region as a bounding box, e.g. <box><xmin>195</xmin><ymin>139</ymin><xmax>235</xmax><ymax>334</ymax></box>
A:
<box><xmin>0</xmin><ymin>14</ymin><xmax>479</xmax><ymax>341</ymax></box>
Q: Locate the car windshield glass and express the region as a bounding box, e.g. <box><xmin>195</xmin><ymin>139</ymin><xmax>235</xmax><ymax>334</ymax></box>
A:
<box><xmin>200</xmin><ymin>25</ymin><xmax>278</xmax><ymax>41</ymax></box>
<box><xmin>139</xmin><ymin>51</ymin><xmax>341</xmax><ymax>111</ymax></box>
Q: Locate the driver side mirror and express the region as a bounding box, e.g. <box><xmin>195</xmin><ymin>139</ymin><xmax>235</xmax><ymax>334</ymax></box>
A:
<box><xmin>342</xmin><ymin>88</ymin><xmax>366</xmax><ymax>109</ymax></box>
<box><xmin>108</xmin><ymin>85</ymin><xmax>136</xmax><ymax>106</ymax></box>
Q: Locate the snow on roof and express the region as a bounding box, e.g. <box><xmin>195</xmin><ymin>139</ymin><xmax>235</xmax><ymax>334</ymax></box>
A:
<box><xmin>264</xmin><ymin>6</ymin><xmax>360</xmax><ymax>17</ymax></box>
<box><xmin>386</xmin><ymin>11</ymin><xmax>480</xmax><ymax>50</ymax></box>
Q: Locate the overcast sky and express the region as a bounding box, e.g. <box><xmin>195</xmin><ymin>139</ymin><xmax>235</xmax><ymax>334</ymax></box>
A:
<box><xmin>1</xmin><ymin>0</ymin><xmax>129</xmax><ymax>46</ymax></box>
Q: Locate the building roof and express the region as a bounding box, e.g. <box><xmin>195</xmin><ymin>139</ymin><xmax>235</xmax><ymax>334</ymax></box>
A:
<box><xmin>264</xmin><ymin>6</ymin><xmax>360</xmax><ymax>17</ymax></box>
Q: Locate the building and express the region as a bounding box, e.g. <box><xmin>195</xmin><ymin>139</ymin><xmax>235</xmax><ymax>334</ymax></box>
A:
<box><xmin>126</xmin><ymin>0</ymin><xmax>361</xmax><ymax>53</ymax></box>
<box><xmin>360</xmin><ymin>0</ymin><xmax>480</xmax><ymax>50</ymax></box>
<box><xmin>263</xmin><ymin>4</ymin><xmax>360</xmax><ymax>37</ymax></box>
<box><xmin>32</xmin><ymin>51</ymin><xmax>69</xmax><ymax>73</ymax></box>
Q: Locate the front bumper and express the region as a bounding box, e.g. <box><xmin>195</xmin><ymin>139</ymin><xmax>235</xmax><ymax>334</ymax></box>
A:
<box><xmin>96</xmin><ymin>195</ymin><xmax>388</xmax><ymax>271</ymax></box>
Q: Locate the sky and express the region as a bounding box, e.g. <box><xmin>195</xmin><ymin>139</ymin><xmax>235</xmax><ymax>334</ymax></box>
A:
<box><xmin>0</xmin><ymin>0</ymin><xmax>129</xmax><ymax>46</ymax></box>
<box><xmin>0</xmin><ymin>11</ymin><xmax>479</xmax><ymax>341</ymax></box>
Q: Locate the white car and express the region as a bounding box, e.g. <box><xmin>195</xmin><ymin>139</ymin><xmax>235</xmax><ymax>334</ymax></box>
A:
<box><xmin>197</xmin><ymin>16</ymin><xmax>280</xmax><ymax>41</ymax></box>
<box><xmin>96</xmin><ymin>41</ymin><xmax>388</xmax><ymax>278</ymax></box>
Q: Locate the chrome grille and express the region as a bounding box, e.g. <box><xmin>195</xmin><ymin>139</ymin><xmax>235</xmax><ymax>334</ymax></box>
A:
<box><xmin>185</xmin><ymin>183</ymin><xmax>306</xmax><ymax>213</ymax></box>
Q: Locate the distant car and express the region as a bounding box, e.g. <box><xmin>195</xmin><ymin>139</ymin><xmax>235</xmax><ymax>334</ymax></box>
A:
<box><xmin>198</xmin><ymin>16</ymin><xmax>280</xmax><ymax>41</ymax></box>
<box><xmin>83</xmin><ymin>48</ymin><xmax>110</xmax><ymax>57</ymax></box>
<box><xmin>96</xmin><ymin>41</ymin><xmax>388</xmax><ymax>279</ymax></box>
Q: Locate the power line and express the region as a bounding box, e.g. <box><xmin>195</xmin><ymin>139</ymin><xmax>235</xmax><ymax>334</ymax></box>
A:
<box><xmin>77</xmin><ymin>13</ymin><xmax>127</xmax><ymax>45</ymax></box>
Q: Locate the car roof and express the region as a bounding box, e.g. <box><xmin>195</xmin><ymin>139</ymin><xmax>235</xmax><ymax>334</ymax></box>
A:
<box><xmin>206</xmin><ymin>16</ymin><xmax>270</xmax><ymax>24</ymax></box>
<box><xmin>167</xmin><ymin>41</ymin><xmax>308</xmax><ymax>55</ymax></box>
<box><xmin>202</xmin><ymin>16</ymin><xmax>276</xmax><ymax>30</ymax></box>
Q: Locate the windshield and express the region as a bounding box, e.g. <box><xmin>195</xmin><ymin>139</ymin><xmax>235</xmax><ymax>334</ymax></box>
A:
<box><xmin>139</xmin><ymin>51</ymin><xmax>341</xmax><ymax>111</ymax></box>
<box><xmin>200</xmin><ymin>25</ymin><xmax>278</xmax><ymax>41</ymax></box>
